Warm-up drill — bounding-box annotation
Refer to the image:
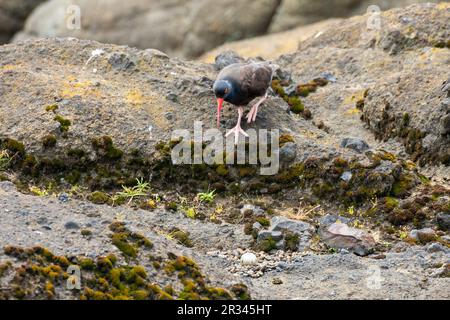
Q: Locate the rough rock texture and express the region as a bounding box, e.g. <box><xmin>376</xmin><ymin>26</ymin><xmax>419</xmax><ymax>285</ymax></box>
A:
<box><xmin>437</xmin><ymin>213</ymin><xmax>450</xmax><ymax>231</ymax></box>
<box><xmin>269</xmin><ymin>0</ymin><xmax>449</xmax><ymax>32</ymax></box>
<box><xmin>256</xmin><ymin>216</ymin><xmax>314</xmax><ymax>252</ymax></box>
<box><xmin>0</xmin><ymin>0</ymin><xmax>45</xmax><ymax>44</ymax></box>
<box><xmin>409</xmin><ymin>228</ymin><xmax>438</xmax><ymax>244</ymax></box>
<box><xmin>276</xmin><ymin>3</ymin><xmax>450</xmax><ymax>171</ymax></box>
<box><xmin>0</xmin><ymin>35</ymin><xmax>429</xmax><ymax>205</ymax></box>
<box><xmin>320</xmin><ymin>222</ymin><xmax>376</xmax><ymax>256</ymax></box>
<box><xmin>1</xmin><ymin>181</ymin><xmax>449</xmax><ymax>300</ymax></box>
<box><xmin>280</xmin><ymin>4</ymin><xmax>448</xmax><ymax>276</ymax></box>
<box><xmin>13</xmin><ymin>0</ymin><xmax>281</xmax><ymax>58</ymax></box>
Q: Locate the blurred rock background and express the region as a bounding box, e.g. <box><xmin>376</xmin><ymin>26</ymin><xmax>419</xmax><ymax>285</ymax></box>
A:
<box><xmin>0</xmin><ymin>0</ymin><xmax>45</xmax><ymax>43</ymax></box>
<box><xmin>2</xmin><ymin>0</ymin><xmax>449</xmax><ymax>58</ymax></box>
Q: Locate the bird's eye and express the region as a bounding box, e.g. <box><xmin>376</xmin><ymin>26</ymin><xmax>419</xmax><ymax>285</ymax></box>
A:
<box><xmin>224</xmin><ymin>88</ymin><xmax>228</xmax><ymax>94</ymax></box>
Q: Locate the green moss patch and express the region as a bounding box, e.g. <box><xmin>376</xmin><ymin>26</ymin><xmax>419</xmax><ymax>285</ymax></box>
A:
<box><xmin>109</xmin><ymin>222</ymin><xmax>153</xmax><ymax>258</ymax></box>
<box><xmin>54</xmin><ymin>115</ymin><xmax>71</xmax><ymax>133</ymax></box>
<box><xmin>2</xmin><ymin>244</ymin><xmax>245</xmax><ymax>300</ymax></box>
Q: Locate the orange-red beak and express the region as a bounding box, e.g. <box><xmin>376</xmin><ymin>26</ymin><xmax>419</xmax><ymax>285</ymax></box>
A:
<box><xmin>216</xmin><ymin>98</ymin><xmax>224</xmax><ymax>127</ymax></box>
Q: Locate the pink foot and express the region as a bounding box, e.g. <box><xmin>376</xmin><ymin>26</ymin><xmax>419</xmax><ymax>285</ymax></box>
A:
<box><xmin>246</xmin><ymin>92</ymin><xmax>268</xmax><ymax>124</ymax></box>
<box><xmin>226</xmin><ymin>123</ymin><xmax>249</xmax><ymax>145</ymax></box>
<box><xmin>246</xmin><ymin>104</ymin><xmax>259</xmax><ymax>123</ymax></box>
<box><xmin>226</xmin><ymin>107</ymin><xmax>248</xmax><ymax>144</ymax></box>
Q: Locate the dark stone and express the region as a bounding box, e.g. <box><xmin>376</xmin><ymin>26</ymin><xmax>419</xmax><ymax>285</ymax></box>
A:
<box><xmin>279</xmin><ymin>142</ymin><xmax>297</xmax><ymax>163</ymax></box>
<box><xmin>108</xmin><ymin>53</ymin><xmax>136</xmax><ymax>71</ymax></box>
<box><xmin>257</xmin><ymin>230</ymin><xmax>283</xmax><ymax>242</ymax></box>
<box><xmin>319</xmin><ymin>72</ymin><xmax>337</xmax><ymax>83</ymax></box>
<box><xmin>439</xmin><ymin>115</ymin><xmax>450</xmax><ymax>135</ymax></box>
<box><xmin>320</xmin><ymin>222</ymin><xmax>375</xmax><ymax>256</ymax></box>
<box><xmin>166</xmin><ymin>92</ymin><xmax>178</xmax><ymax>102</ymax></box>
<box><xmin>273</xmin><ymin>67</ymin><xmax>292</xmax><ymax>83</ymax></box>
<box><xmin>214</xmin><ymin>51</ymin><xmax>244</xmax><ymax>70</ymax></box>
<box><xmin>64</xmin><ymin>221</ymin><xmax>80</xmax><ymax>230</ymax></box>
<box><xmin>340</xmin><ymin>137</ymin><xmax>370</xmax><ymax>153</ymax></box>
<box><xmin>437</xmin><ymin>213</ymin><xmax>450</xmax><ymax>231</ymax></box>
<box><xmin>58</xmin><ymin>193</ymin><xmax>70</xmax><ymax>203</ymax></box>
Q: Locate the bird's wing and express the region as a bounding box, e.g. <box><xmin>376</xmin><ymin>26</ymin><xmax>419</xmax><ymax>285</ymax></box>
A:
<box><xmin>239</xmin><ymin>63</ymin><xmax>273</xmax><ymax>97</ymax></box>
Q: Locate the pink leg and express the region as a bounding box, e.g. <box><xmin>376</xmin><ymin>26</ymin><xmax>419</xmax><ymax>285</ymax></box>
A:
<box><xmin>247</xmin><ymin>92</ymin><xmax>268</xmax><ymax>123</ymax></box>
<box><xmin>226</xmin><ymin>107</ymin><xmax>249</xmax><ymax>144</ymax></box>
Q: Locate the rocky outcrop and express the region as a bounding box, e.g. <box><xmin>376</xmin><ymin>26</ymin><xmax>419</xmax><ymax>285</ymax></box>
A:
<box><xmin>269</xmin><ymin>0</ymin><xmax>449</xmax><ymax>32</ymax></box>
<box><xmin>437</xmin><ymin>213</ymin><xmax>450</xmax><ymax>231</ymax></box>
<box><xmin>206</xmin><ymin>3</ymin><xmax>450</xmax><ymax>169</ymax></box>
<box><xmin>256</xmin><ymin>216</ymin><xmax>314</xmax><ymax>252</ymax></box>
<box><xmin>1</xmin><ymin>4</ymin><xmax>449</xmax><ymax>210</ymax></box>
<box><xmin>276</xmin><ymin>3</ymin><xmax>450</xmax><ymax>167</ymax></box>
<box><xmin>1</xmin><ymin>4</ymin><xmax>448</xmax><ymax>206</ymax></box>
<box><xmin>0</xmin><ymin>37</ymin><xmax>410</xmax><ymax>199</ymax></box>
<box><xmin>0</xmin><ymin>0</ymin><xmax>45</xmax><ymax>43</ymax></box>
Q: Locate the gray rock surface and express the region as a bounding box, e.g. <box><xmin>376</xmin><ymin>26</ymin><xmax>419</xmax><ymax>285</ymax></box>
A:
<box><xmin>278</xmin><ymin>3</ymin><xmax>450</xmax><ymax>170</ymax></box>
<box><xmin>341</xmin><ymin>137</ymin><xmax>370</xmax><ymax>153</ymax></box>
<box><xmin>409</xmin><ymin>228</ymin><xmax>437</xmax><ymax>244</ymax></box>
<box><xmin>269</xmin><ymin>0</ymin><xmax>449</xmax><ymax>32</ymax></box>
<box><xmin>268</xmin><ymin>216</ymin><xmax>314</xmax><ymax>251</ymax></box>
<box><xmin>270</xmin><ymin>216</ymin><xmax>313</xmax><ymax>235</ymax></box>
<box><xmin>1</xmin><ymin>180</ymin><xmax>448</xmax><ymax>299</ymax></box>
<box><xmin>437</xmin><ymin>213</ymin><xmax>450</xmax><ymax>231</ymax></box>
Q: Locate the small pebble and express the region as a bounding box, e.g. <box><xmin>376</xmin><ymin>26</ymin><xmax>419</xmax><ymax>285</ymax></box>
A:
<box><xmin>64</xmin><ymin>221</ymin><xmax>80</xmax><ymax>230</ymax></box>
<box><xmin>272</xmin><ymin>277</ymin><xmax>283</xmax><ymax>285</ymax></box>
<box><xmin>58</xmin><ymin>193</ymin><xmax>70</xmax><ymax>203</ymax></box>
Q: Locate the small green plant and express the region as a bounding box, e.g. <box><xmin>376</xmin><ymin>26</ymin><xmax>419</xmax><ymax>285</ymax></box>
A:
<box><xmin>0</xmin><ymin>150</ymin><xmax>11</xmax><ymax>171</ymax></box>
<box><xmin>328</xmin><ymin>247</ymin><xmax>337</xmax><ymax>254</ymax></box>
<box><xmin>352</xmin><ymin>220</ymin><xmax>363</xmax><ymax>229</ymax></box>
<box><xmin>68</xmin><ymin>185</ymin><xmax>87</xmax><ymax>196</ymax></box>
<box><xmin>347</xmin><ymin>205</ymin><xmax>355</xmax><ymax>216</ymax></box>
<box><xmin>184</xmin><ymin>207</ymin><xmax>197</xmax><ymax>219</ymax></box>
<box><xmin>197</xmin><ymin>189</ymin><xmax>216</xmax><ymax>203</ymax></box>
<box><xmin>370</xmin><ymin>197</ymin><xmax>378</xmax><ymax>209</ymax></box>
<box><xmin>114</xmin><ymin>178</ymin><xmax>151</xmax><ymax>204</ymax></box>
<box><xmin>399</xmin><ymin>230</ymin><xmax>408</xmax><ymax>239</ymax></box>
<box><xmin>30</xmin><ymin>186</ymin><xmax>49</xmax><ymax>197</ymax></box>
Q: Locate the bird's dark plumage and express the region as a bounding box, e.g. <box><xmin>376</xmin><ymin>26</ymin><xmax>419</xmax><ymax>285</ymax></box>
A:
<box><xmin>213</xmin><ymin>62</ymin><xmax>275</xmax><ymax>143</ymax></box>
<box><xmin>214</xmin><ymin>62</ymin><xmax>273</xmax><ymax>106</ymax></box>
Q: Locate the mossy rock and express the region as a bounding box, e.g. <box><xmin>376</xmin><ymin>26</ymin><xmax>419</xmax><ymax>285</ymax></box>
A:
<box><xmin>256</xmin><ymin>236</ymin><xmax>277</xmax><ymax>252</ymax></box>
<box><xmin>54</xmin><ymin>115</ymin><xmax>71</xmax><ymax>133</ymax></box>
<box><xmin>170</xmin><ymin>229</ymin><xmax>194</xmax><ymax>247</ymax></box>
<box><xmin>42</xmin><ymin>135</ymin><xmax>57</xmax><ymax>148</ymax></box>
<box><xmin>88</xmin><ymin>191</ymin><xmax>110</xmax><ymax>204</ymax></box>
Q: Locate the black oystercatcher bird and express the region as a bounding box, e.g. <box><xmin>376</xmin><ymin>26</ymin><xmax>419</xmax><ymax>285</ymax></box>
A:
<box><xmin>213</xmin><ymin>62</ymin><xmax>275</xmax><ymax>144</ymax></box>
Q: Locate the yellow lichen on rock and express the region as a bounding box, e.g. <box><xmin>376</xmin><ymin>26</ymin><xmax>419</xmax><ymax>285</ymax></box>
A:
<box><xmin>0</xmin><ymin>64</ymin><xmax>19</xmax><ymax>72</ymax></box>
<box><xmin>60</xmin><ymin>79</ymin><xmax>102</xmax><ymax>99</ymax></box>
<box><xmin>125</xmin><ymin>89</ymin><xmax>145</xmax><ymax>107</ymax></box>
